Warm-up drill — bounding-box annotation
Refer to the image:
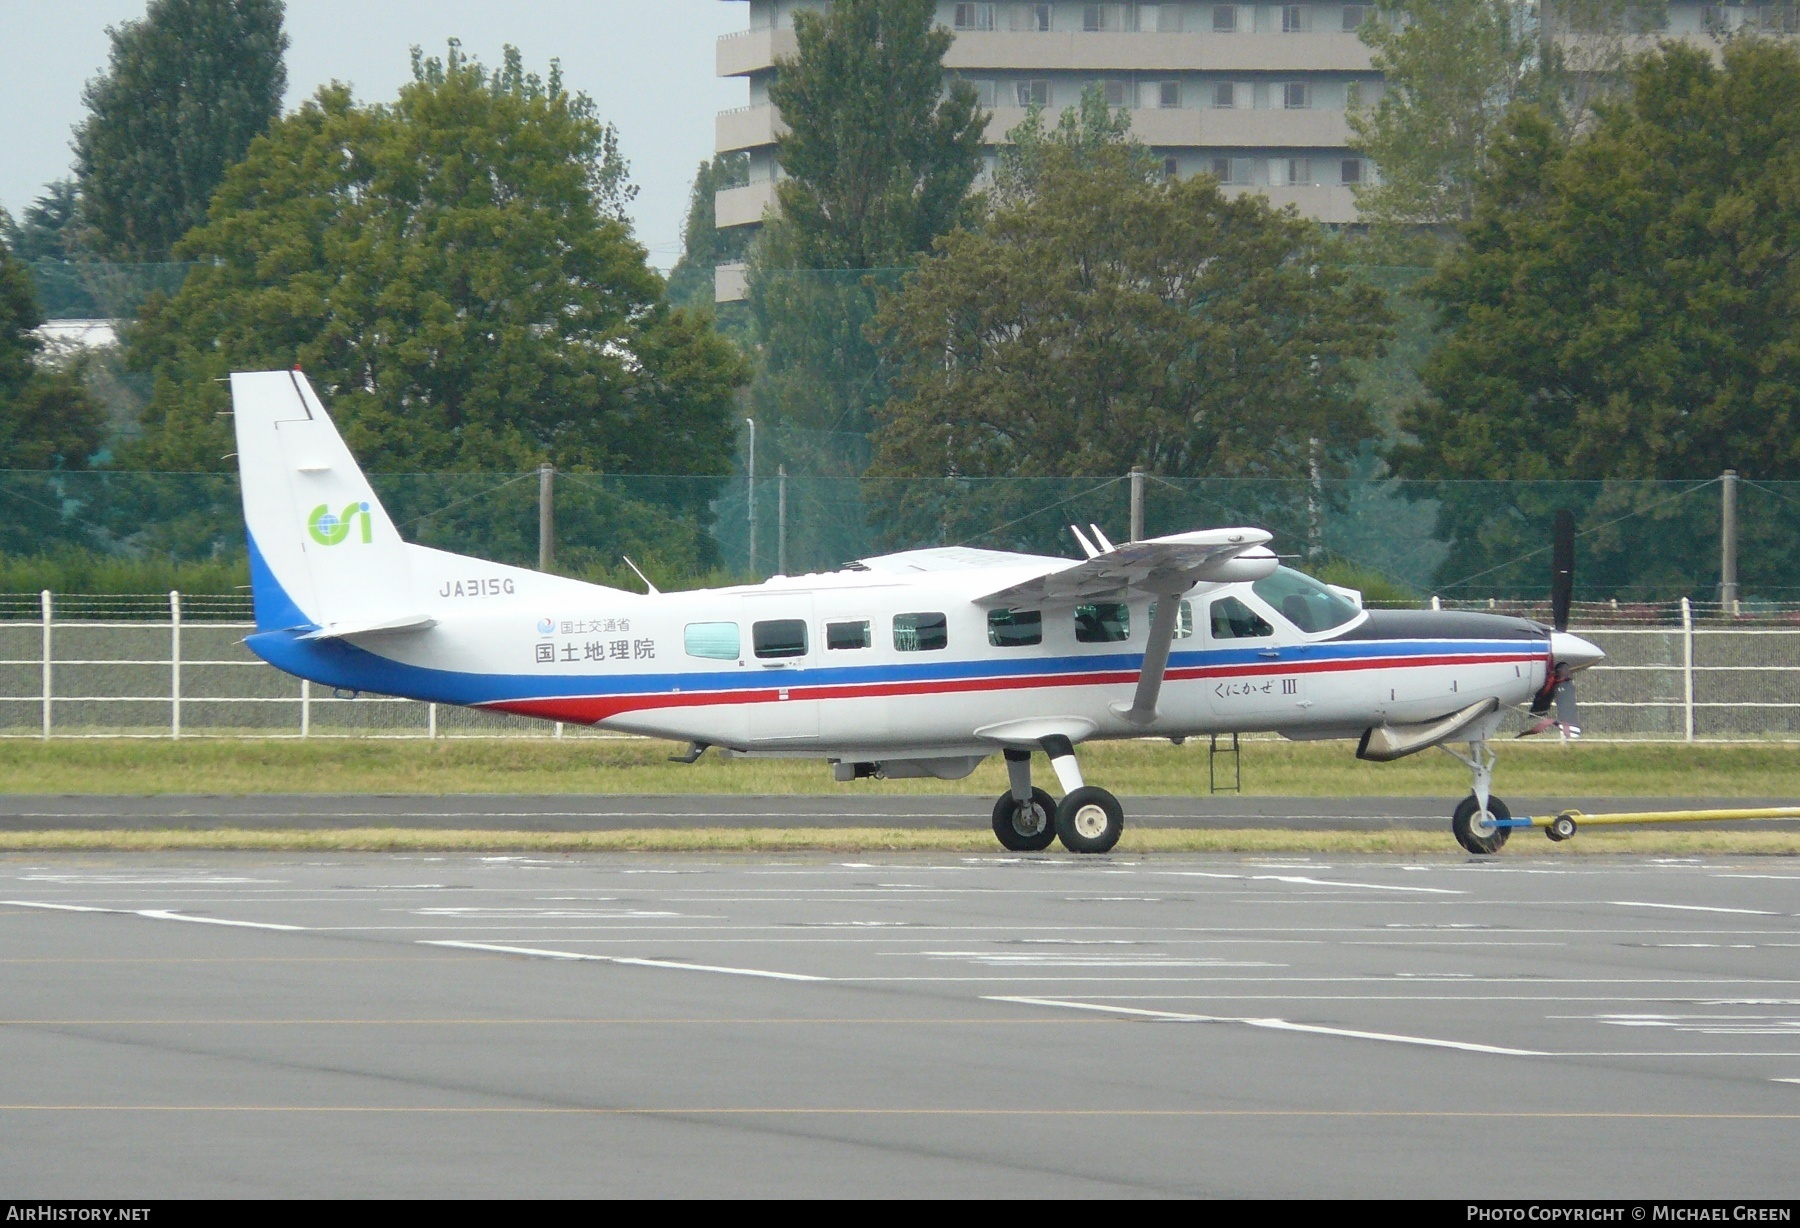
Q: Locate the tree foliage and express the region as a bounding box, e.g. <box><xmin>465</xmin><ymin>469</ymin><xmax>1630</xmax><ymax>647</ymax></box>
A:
<box><xmin>73</xmin><ymin>0</ymin><xmax>288</xmax><ymax>261</ymax></box>
<box><xmin>992</xmin><ymin>84</ymin><xmax>1143</xmax><ymax>205</ymax></box>
<box><xmin>1397</xmin><ymin>40</ymin><xmax>1800</xmax><ymax>481</ymax></box>
<box><xmin>868</xmin><ymin>142</ymin><xmax>1392</xmax><ymax>545</ymax></box>
<box><xmin>1349</xmin><ymin>1</ymin><xmax>1667</xmax><ymax>231</ymax></box>
<box><xmin>2</xmin><ymin>181</ymin><xmax>84</xmax><ymax>262</ymax></box>
<box><xmin>0</xmin><ymin>247</ymin><xmax>105</xmax><ymax>470</ymax></box>
<box><xmin>767</xmin><ymin>0</ymin><xmax>988</xmax><ymax>270</ymax></box>
<box><xmin>129</xmin><ymin>44</ymin><xmax>743</xmax><ymax>477</ymax></box>
<box><xmin>665</xmin><ymin>154</ymin><xmax>752</xmax><ymax>318</ymax></box>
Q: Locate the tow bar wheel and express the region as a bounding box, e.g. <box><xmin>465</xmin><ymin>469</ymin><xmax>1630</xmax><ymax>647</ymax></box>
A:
<box><xmin>1452</xmin><ymin>793</ymin><xmax>1511</xmax><ymax>855</ymax></box>
<box><xmin>1547</xmin><ymin>812</ymin><xmax>1579</xmax><ymax>842</ymax></box>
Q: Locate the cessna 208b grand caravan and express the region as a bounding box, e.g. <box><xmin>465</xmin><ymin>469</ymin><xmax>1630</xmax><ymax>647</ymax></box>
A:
<box><xmin>230</xmin><ymin>370</ymin><xmax>1605</xmax><ymax>855</ymax></box>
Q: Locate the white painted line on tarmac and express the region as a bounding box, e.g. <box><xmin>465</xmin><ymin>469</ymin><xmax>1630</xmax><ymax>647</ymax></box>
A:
<box><xmin>4</xmin><ymin>900</ymin><xmax>305</xmax><ymax>930</ymax></box>
<box><xmin>420</xmin><ymin>940</ymin><xmax>826</xmax><ymax>981</ymax></box>
<box><xmin>1611</xmin><ymin>901</ymin><xmax>1781</xmax><ymax>917</ymax></box>
<box><xmin>985</xmin><ymin>995</ymin><xmax>1547</xmax><ymax>1056</ymax></box>
<box><xmin>1774</xmin><ymin>1078</ymin><xmax>1800</xmax><ymax>1085</ymax></box>
<box><xmin>1165</xmin><ymin>872</ymin><xmax>1462</xmax><ymax>895</ymax></box>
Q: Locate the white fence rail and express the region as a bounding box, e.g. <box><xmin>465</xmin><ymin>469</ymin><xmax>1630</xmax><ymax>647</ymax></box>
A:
<box><xmin>1</xmin><ymin>592</ymin><xmax>1796</xmax><ymax>740</ymax></box>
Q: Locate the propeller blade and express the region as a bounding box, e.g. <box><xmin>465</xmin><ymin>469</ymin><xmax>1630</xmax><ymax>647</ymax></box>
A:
<box><xmin>1551</xmin><ymin>508</ymin><xmax>1574</xmax><ymax>633</ymax></box>
<box><xmin>1553</xmin><ymin>678</ymin><xmax>1581</xmax><ymax>737</ymax></box>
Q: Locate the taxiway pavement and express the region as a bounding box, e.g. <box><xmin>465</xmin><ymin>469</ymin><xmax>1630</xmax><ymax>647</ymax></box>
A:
<box><xmin>4</xmin><ymin>850</ymin><xmax>1800</xmax><ymax>1196</ymax></box>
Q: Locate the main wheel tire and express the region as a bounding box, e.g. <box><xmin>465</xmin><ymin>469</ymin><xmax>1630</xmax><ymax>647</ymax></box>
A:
<box><xmin>1452</xmin><ymin>793</ymin><xmax>1511</xmax><ymax>855</ymax></box>
<box><xmin>992</xmin><ymin>788</ymin><xmax>1058</xmax><ymax>852</ymax></box>
<box><xmin>1055</xmin><ymin>786</ymin><xmax>1124</xmax><ymax>854</ymax></box>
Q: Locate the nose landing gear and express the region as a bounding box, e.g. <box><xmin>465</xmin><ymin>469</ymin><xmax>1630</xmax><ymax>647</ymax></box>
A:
<box><xmin>1441</xmin><ymin>722</ymin><xmax>1518</xmax><ymax>855</ymax></box>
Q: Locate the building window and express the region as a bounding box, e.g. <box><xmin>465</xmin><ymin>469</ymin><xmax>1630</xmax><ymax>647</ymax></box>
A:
<box><xmin>1141</xmin><ymin>4</ymin><xmax>1184</xmax><ymax>31</ymax></box>
<box><xmin>1340</xmin><ymin>157</ymin><xmax>1365</xmax><ymax>185</ymax></box>
<box><xmin>1015</xmin><ymin>79</ymin><xmax>1050</xmax><ymax>107</ymax></box>
<box><xmin>1345</xmin><ymin>80</ymin><xmax>1363</xmax><ymax>110</ymax></box>
<box><xmin>826</xmin><ymin>620</ymin><xmax>871</xmax><ymax>650</ymax></box>
<box><xmin>1283</xmin><ymin>81</ymin><xmax>1312</xmax><ymax>109</ymax></box>
<box><xmin>1010</xmin><ymin>2</ymin><xmax>1052</xmax><ymax>31</ymax></box>
<box><xmin>1213</xmin><ymin>4</ymin><xmax>1239</xmax><ymax>32</ymax></box>
<box><xmin>1270</xmin><ymin>157</ymin><xmax>1311</xmax><ymax>186</ymax></box>
<box><xmin>1760</xmin><ymin>5</ymin><xmax>1800</xmax><ymax>34</ymax></box>
<box><xmin>965</xmin><ymin>78</ymin><xmax>997</xmax><ymax>108</ymax></box>
<box><xmin>894</xmin><ymin>612</ymin><xmax>948</xmax><ymax>652</ymax></box>
<box><xmin>1101</xmin><ymin>79</ymin><xmax>1135</xmax><ymax>108</ymax></box>
<box><xmin>1084</xmin><ymin>4</ymin><xmax>1125</xmax><ymax>31</ymax></box>
<box><xmin>954</xmin><ymin>3</ymin><xmax>998</xmax><ymax>31</ymax></box>
<box><xmin>1341</xmin><ymin>4</ymin><xmax>1370</xmax><ymax>31</ymax></box>
<box><xmin>1211</xmin><ymin>81</ymin><xmax>1236</xmax><ymax>109</ymax></box>
<box><xmin>1282</xmin><ymin>4</ymin><xmax>1312</xmax><ymax>32</ymax></box>
<box><xmin>1158</xmin><ymin>80</ymin><xmax>1181</xmax><ymax>108</ymax></box>
<box><xmin>1701</xmin><ymin>5</ymin><xmax>1732</xmax><ymax>33</ymax></box>
<box><xmin>1162</xmin><ymin>156</ymin><xmax>1180</xmax><ymax>181</ymax></box>
<box><xmin>987</xmin><ymin>609</ymin><xmax>1042</xmax><ymax>648</ymax></box>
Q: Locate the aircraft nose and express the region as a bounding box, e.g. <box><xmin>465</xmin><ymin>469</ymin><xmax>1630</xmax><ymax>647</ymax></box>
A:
<box><xmin>1551</xmin><ymin>630</ymin><xmax>1605</xmax><ymax>671</ymax></box>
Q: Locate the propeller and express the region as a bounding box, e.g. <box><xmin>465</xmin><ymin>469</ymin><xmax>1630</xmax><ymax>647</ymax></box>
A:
<box><xmin>1522</xmin><ymin>509</ymin><xmax>1582</xmax><ymax>738</ymax></box>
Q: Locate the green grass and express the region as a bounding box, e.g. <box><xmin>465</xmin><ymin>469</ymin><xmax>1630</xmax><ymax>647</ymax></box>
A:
<box><xmin>1</xmin><ymin>826</ymin><xmax>1795</xmax><ymax>855</ymax></box>
<box><xmin>0</xmin><ymin>736</ymin><xmax>1797</xmax><ymax>798</ymax></box>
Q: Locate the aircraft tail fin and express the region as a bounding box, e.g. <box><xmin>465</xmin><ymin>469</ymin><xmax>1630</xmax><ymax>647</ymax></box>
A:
<box><xmin>230</xmin><ymin>370</ymin><xmax>421</xmax><ymax>635</ymax></box>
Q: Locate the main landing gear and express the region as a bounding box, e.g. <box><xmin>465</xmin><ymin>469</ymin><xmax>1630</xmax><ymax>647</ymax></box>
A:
<box><xmin>990</xmin><ymin>739</ymin><xmax>1125</xmax><ymax>854</ymax></box>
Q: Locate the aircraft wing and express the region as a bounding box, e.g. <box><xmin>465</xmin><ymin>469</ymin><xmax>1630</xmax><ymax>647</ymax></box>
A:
<box><xmin>974</xmin><ymin>528</ymin><xmax>1277</xmax><ymax>609</ymax></box>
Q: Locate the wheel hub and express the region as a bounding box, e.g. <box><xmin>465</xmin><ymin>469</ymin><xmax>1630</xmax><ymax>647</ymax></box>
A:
<box><xmin>1468</xmin><ymin>807</ymin><xmax>1498</xmax><ymax>838</ymax></box>
<box><xmin>1072</xmin><ymin>804</ymin><xmax>1109</xmax><ymax>839</ymax></box>
<box><xmin>1013</xmin><ymin>803</ymin><xmax>1047</xmax><ymax>837</ymax></box>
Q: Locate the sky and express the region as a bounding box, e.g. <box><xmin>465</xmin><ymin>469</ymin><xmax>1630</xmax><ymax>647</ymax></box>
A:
<box><xmin>0</xmin><ymin>0</ymin><xmax>750</xmax><ymax>270</ymax></box>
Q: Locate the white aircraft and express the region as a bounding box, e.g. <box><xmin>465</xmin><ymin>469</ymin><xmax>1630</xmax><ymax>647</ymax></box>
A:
<box><xmin>230</xmin><ymin>370</ymin><xmax>1605</xmax><ymax>855</ymax></box>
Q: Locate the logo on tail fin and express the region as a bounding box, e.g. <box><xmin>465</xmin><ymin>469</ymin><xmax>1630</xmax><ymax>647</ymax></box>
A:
<box><xmin>307</xmin><ymin>502</ymin><xmax>372</xmax><ymax>546</ymax></box>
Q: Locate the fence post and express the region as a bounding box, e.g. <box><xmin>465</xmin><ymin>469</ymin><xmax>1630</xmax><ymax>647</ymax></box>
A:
<box><xmin>1129</xmin><ymin>466</ymin><xmax>1145</xmax><ymax>542</ymax></box>
<box><xmin>300</xmin><ymin>678</ymin><xmax>311</xmax><ymax>737</ymax></box>
<box><xmin>1430</xmin><ymin>595</ymin><xmax>1441</xmax><ymax>612</ymax></box>
<box><xmin>1720</xmin><ymin>469</ymin><xmax>1739</xmax><ymax>614</ymax></box>
<box><xmin>777</xmin><ymin>463</ymin><xmax>787</xmax><ymax>576</ymax></box>
<box><xmin>1681</xmin><ymin>596</ymin><xmax>1695</xmax><ymax>743</ymax></box>
<box><xmin>428</xmin><ymin>702</ymin><xmax>438</xmax><ymax>739</ymax></box>
<box><xmin>40</xmin><ymin>590</ymin><xmax>51</xmax><ymax>740</ymax></box>
<box><xmin>555</xmin><ymin>721</ymin><xmax>564</xmax><ymax>739</ymax></box>
<box><xmin>538</xmin><ymin>463</ymin><xmax>555</xmax><ymax>572</ymax></box>
<box><xmin>745</xmin><ymin>416</ymin><xmax>757</xmax><ymax>579</ymax></box>
<box><xmin>170</xmin><ymin>590</ymin><xmax>182</xmax><ymax>740</ymax></box>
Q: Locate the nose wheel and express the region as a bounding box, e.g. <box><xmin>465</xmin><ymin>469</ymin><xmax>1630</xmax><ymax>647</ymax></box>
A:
<box><xmin>1451</xmin><ymin>793</ymin><xmax>1511</xmax><ymax>855</ymax></box>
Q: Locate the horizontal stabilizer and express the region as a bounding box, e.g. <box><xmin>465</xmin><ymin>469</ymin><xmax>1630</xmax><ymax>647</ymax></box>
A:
<box><xmin>298</xmin><ymin>614</ymin><xmax>437</xmax><ymax>642</ymax></box>
<box><xmin>1356</xmin><ymin>698</ymin><xmax>1501</xmax><ymax>763</ymax></box>
<box><xmin>976</xmin><ymin>528</ymin><xmax>1276</xmax><ymax>608</ymax></box>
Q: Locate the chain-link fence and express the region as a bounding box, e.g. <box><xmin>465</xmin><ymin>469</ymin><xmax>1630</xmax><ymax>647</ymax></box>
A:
<box><xmin>0</xmin><ymin>591</ymin><xmax>1794</xmax><ymax>741</ymax></box>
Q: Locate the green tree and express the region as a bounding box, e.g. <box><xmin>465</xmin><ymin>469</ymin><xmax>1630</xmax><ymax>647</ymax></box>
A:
<box><xmin>2</xmin><ymin>181</ymin><xmax>84</xmax><ymax>262</ymax></box>
<box><xmin>1396</xmin><ymin>40</ymin><xmax>1800</xmax><ymax>482</ymax></box>
<box><xmin>868</xmin><ymin>142</ymin><xmax>1391</xmax><ymax>547</ymax></box>
<box><xmin>0</xmin><ymin>246</ymin><xmax>105</xmax><ymax>471</ymax></box>
<box><xmin>992</xmin><ymin>83</ymin><xmax>1141</xmax><ymax>204</ymax></box>
<box><xmin>126</xmin><ymin>44</ymin><xmax>748</xmax><ymax>575</ymax></box>
<box><xmin>73</xmin><ymin>0</ymin><xmax>288</xmax><ymax>261</ymax></box>
<box><xmin>766</xmin><ymin>0</ymin><xmax>987</xmax><ymax>270</ymax></box>
<box><xmin>1349</xmin><ymin>1</ymin><xmax>1665</xmax><ymax>232</ymax></box>
<box><xmin>666</xmin><ymin>154</ymin><xmax>751</xmax><ymax>315</ymax></box>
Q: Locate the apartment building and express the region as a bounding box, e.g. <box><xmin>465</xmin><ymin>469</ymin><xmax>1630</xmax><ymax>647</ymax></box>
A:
<box><xmin>712</xmin><ymin>1</ymin><xmax>1764</xmax><ymax>301</ymax></box>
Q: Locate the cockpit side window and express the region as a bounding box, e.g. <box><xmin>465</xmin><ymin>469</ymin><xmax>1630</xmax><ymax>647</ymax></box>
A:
<box><xmin>1209</xmin><ymin>596</ymin><xmax>1273</xmax><ymax>640</ymax></box>
<box><xmin>1250</xmin><ymin>566</ymin><xmax>1360</xmax><ymax>634</ymax></box>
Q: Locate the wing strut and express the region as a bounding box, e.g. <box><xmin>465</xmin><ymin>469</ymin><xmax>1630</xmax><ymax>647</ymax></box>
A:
<box><xmin>1111</xmin><ymin>593</ymin><xmax>1182</xmax><ymax>726</ymax></box>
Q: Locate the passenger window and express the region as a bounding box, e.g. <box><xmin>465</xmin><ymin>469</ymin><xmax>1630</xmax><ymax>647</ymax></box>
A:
<box><xmin>893</xmin><ymin>612</ymin><xmax>948</xmax><ymax>652</ymax></box>
<box><xmin>988</xmin><ymin>608</ymin><xmax>1042</xmax><ymax>647</ymax></box>
<box><xmin>752</xmin><ymin>618</ymin><xmax>808</xmax><ymax>659</ymax></box>
<box><xmin>684</xmin><ymin>622</ymin><xmax>740</xmax><ymax>660</ymax></box>
<box><xmin>1147</xmin><ymin>599</ymin><xmax>1195</xmax><ymax>639</ymax></box>
<box><xmin>1074</xmin><ymin>602</ymin><xmax>1130</xmax><ymax>643</ymax></box>
<box><xmin>1209</xmin><ymin>596</ymin><xmax>1273</xmax><ymax>640</ymax></box>
<box><xmin>826</xmin><ymin>620</ymin><xmax>871</xmax><ymax>650</ymax></box>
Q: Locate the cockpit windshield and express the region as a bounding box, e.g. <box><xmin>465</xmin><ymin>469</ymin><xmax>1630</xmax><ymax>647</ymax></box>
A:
<box><xmin>1250</xmin><ymin>566</ymin><xmax>1361</xmax><ymax>634</ymax></box>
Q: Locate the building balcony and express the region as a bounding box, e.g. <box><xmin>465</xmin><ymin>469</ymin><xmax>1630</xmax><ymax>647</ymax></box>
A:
<box><xmin>984</xmin><ymin>105</ymin><xmax>1352</xmax><ymax>148</ymax></box>
<box><xmin>716</xmin><ymin>179</ymin><xmax>779</xmax><ymax>229</ymax></box>
<box><xmin>1228</xmin><ymin>183</ymin><xmax>1361</xmax><ymax>225</ymax></box>
<box><xmin>715</xmin><ymin>261</ymin><xmax>749</xmax><ymax>304</ymax></box>
<box><xmin>718</xmin><ymin>29</ymin><xmax>1377</xmax><ymax>78</ymax></box>
<box><xmin>718</xmin><ymin>26</ymin><xmax>797</xmax><ymax>78</ymax></box>
<box><xmin>943</xmin><ymin>30</ymin><xmax>1375</xmax><ymax>73</ymax></box>
<box><xmin>717</xmin><ymin>104</ymin><xmax>785</xmax><ymax>154</ymax></box>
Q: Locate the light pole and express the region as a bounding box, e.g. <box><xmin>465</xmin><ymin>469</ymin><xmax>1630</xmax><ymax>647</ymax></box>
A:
<box><xmin>745</xmin><ymin>417</ymin><xmax>757</xmax><ymax>578</ymax></box>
